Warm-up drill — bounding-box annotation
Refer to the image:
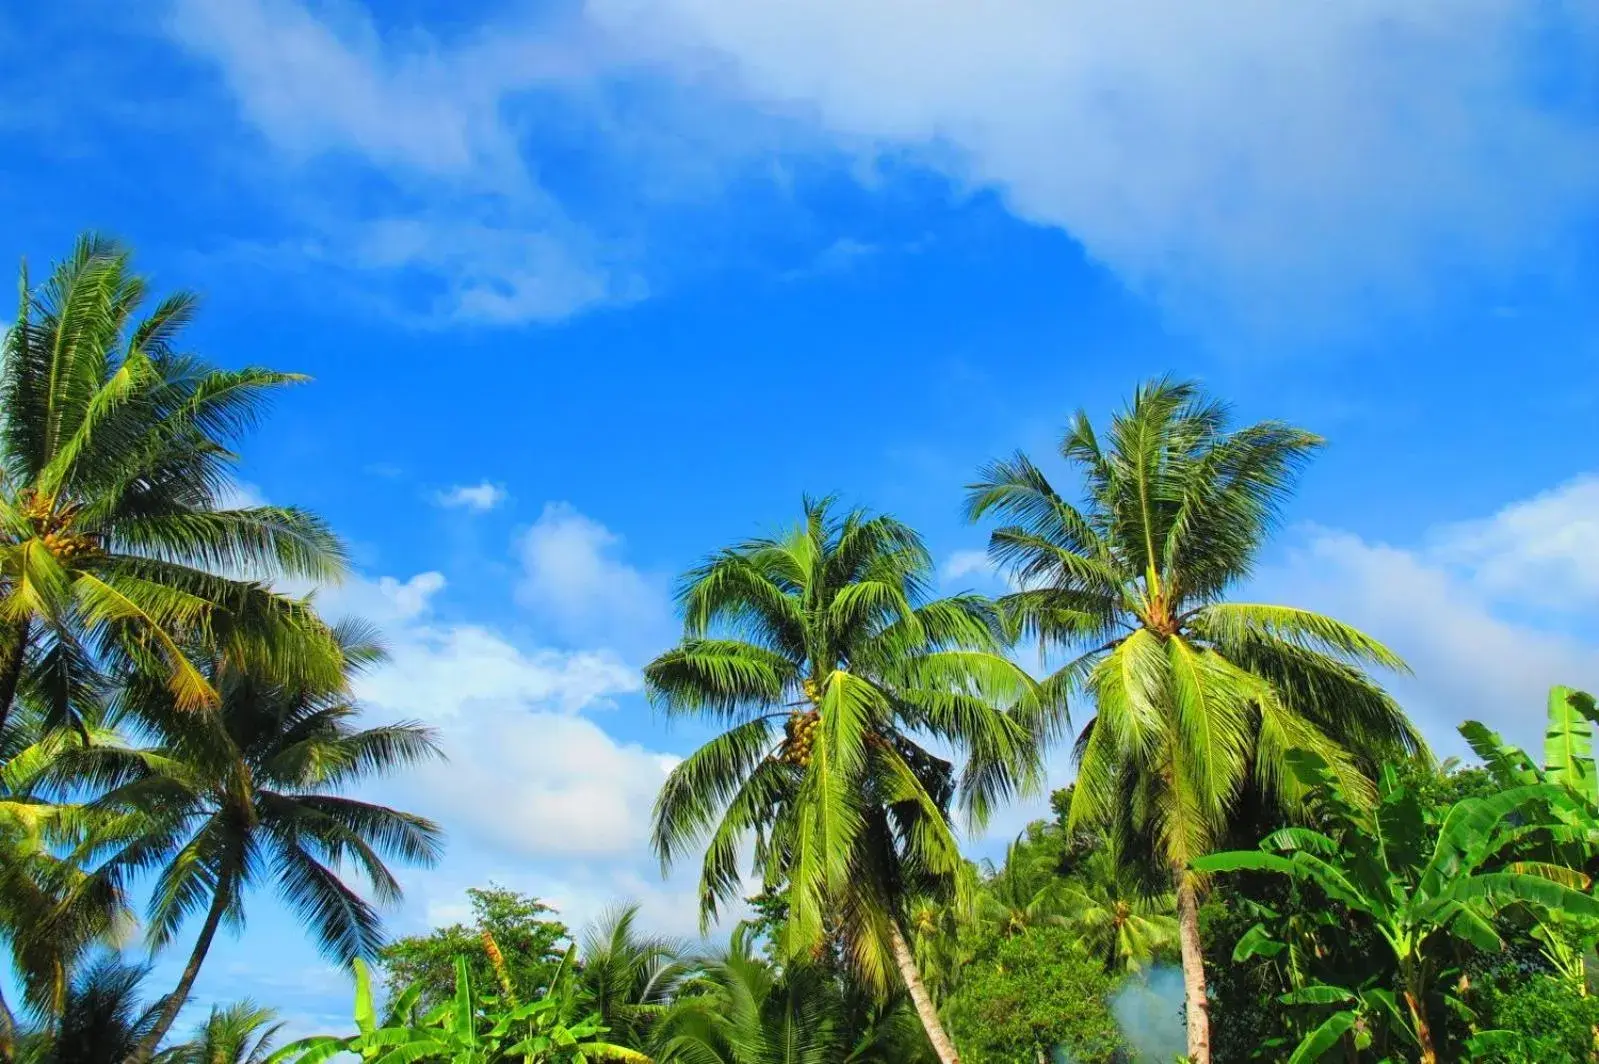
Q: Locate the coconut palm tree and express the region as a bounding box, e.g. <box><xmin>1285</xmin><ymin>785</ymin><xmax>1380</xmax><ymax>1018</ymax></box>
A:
<box><xmin>655</xmin><ymin>938</ymin><xmax>835</xmax><ymax>1064</ymax></box>
<box><xmin>578</xmin><ymin>903</ymin><xmax>687</xmax><ymax>1048</ymax></box>
<box><xmin>155</xmin><ymin>1002</ymin><xmax>282</xmax><ymax>1064</ymax></box>
<box><xmin>965</xmin><ymin>379</ymin><xmax>1422</xmax><ymax>1063</ymax></box>
<box><xmin>654</xmin><ymin>928</ymin><xmax>933</xmax><ymax>1064</ymax></box>
<box><xmin>0</xmin><ymin>702</ymin><xmax>150</xmax><ymax>1051</ymax></box>
<box><xmin>902</xmin><ymin>893</ymin><xmax>971</xmax><ymax>1006</ymax></box>
<box><xmin>1059</xmin><ymin>845</ymin><xmax>1178</xmax><ymax>973</ymax></box>
<box><xmin>86</xmin><ymin>623</ymin><xmax>443</xmax><ymax>1063</ymax></box>
<box><xmin>0</xmin><ymin>233</ymin><xmax>347</xmax><ymax>743</ymax></box>
<box><xmin>646</xmin><ymin>499</ymin><xmax>1052</xmax><ymax>1064</ymax></box>
<box><xmin>13</xmin><ymin>955</ymin><xmax>160</xmax><ymax>1064</ymax></box>
<box><xmin>977</xmin><ymin>837</ymin><xmax>1068</xmax><ymax>938</ymax></box>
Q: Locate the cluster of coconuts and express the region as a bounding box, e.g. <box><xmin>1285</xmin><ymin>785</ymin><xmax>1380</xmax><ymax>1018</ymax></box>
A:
<box><xmin>781</xmin><ymin>710</ymin><xmax>821</xmax><ymax>767</ymax></box>
<box><xmin>16</xmin><ymin>490</ymin><xmax>98</xmax><ymax>561</ymax></box>
<box><xmin>42</xmin><ymin>529</ymin><xmax>100</xmax><ymax>561</ymax></box>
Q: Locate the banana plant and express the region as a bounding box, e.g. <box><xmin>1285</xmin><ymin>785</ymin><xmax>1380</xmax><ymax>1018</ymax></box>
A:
<box><xmin>1194</xmin><ymin>749</ymin><xmax>1599</xmax><ymax>1064</ymax></box>
<box><xmin>1462</xmin><ymin>685</ymin><xmax>1599</xmax><ymax>993</ymax></box>
<box><xmin>1461</xmin><ymin>686</ymin><xmax>1599</xmax><ymax>805</ymax></box>
<box><xmin>264</xmin><ymin>957</ymin><xmax>420</xmax><ymax>1063</ymax></box>
<box><xmin>272</xmin><ymin>952</ymin><xmax>649</xmax><ymax>1064</ymax></box>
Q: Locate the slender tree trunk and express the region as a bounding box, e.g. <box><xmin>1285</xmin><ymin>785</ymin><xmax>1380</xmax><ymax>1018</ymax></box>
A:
<box><xmin>1175</xmin><ymin>873</ymin><xmax>1211</xmax><ymax>1064</ymax></box>
<box><xmin>0</xmin><ymin>983</ymin><xmax>16</xmax><ymax>1064</ymax></box>
<box><xmin>125</xmin><ymin>886</ymin><xmax>230</xmax><ymax>1064</ymax></box>
<box><xmin>0</xmin><ymin>622</ymin><xmax>31</xmax><ymax>743</ymax></box>
<box><xmin>888</xmin><ymin>919</ymin><xmax>962</xmax><ymax>1064</ymax></box>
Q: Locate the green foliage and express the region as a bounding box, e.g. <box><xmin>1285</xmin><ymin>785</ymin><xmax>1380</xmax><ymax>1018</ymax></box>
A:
<box><xmin>653</xmin><ymin>927</ymin><xmax>934</xmax><ymax>1064</ymax></box>
<box><xmin>646</xmin><ymin>498</ymin><xmax>1053</xmax><ymax>1061</ymax></box>
<box><xmin>86</xmin><ymin>624</ymin><xmax>444</xmax><ymax>1060</ymax></box>
<box><xmin>1469</xmin><ymin>973</ymin><xmax>1599</xmax><ymax>1062</ymax></box>
<box><xmin>1196</xmin><ymin>746</ymin><xmax>1599</xmax><ymax>1062</ymax></box>
<box><xmin>577</xmin><ymin>904</ymin><xmax>687</xmax><ymax>1049</ymax></box>
<box><xmin>0</xmin><ymin>705</ymin><xmax>147</xmax><ymax>1022</ymax></box>
<box><xmin>279</xmin><ymin>952</ymin><xmax>648</xmax><ymax>1064</ymax></box>
<box><xmin>967</xmin><ymin>378</ymin><xmax>1420</xmax><ymax>1061</ymax></box>
<box><xmin>0</xmin><ymin>233</ymin><xmax>348</xmax><ymax>738</ymax></box>
<box><xmin>155</xmin><ymin>1001</ymin><xmax>282</xmax><ymax>1064</ymax></box>
<box><xmin>1058</xmin><ymin>844</ymin><xmax>1178</xmax><ymax>973</ymax></box>
<box><xmin>381</xmin><ymin>887</ymin><xmax>572</xmax><ymax>1012</ymax></box>
<box><xmin>943</xmin><ymin>924</ymin><xmax>1125</xmax><ymax>1063</ymax></box>
<box><xmin>5</xmin><ymin>288</ymin><xmax>1599</xmax><ymax>1064</ymax></box>
<box><xmin>13</xmin><ymin>954</ymin><xmax>159</xmax><ymax>1064</ymax></box>
<box><xmin>966</xmin><ymin>379</ymin><xmax>1422</xmax><ymax>874</ymax></box>
<box><xmin>0</xmin><ymin>234</ymin><xmax>390</xmax><ymax>1060</ymax></box>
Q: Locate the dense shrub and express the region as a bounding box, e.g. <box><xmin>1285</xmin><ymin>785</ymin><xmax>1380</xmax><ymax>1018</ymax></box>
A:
<box><xmin>945</xmin><ymin>925</ymin><xmax>1126</xmax><ymax>1063</ymax></box>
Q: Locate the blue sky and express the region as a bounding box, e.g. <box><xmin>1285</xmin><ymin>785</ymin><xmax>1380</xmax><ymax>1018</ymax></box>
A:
<box><xmin>4</xmin><ymin>0</ymin><xmax>1599</xmax><ymax>1041</ymax></box>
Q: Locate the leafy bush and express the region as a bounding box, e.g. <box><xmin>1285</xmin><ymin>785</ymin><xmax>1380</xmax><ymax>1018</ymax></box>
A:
<box><xmin>1471</xmin><ymin>974</ymin><xmax>1599</xmax><ymax>1063</ymax></box>
<box><xmin>944</xmin><ymin>924</ymin><xmax>1125</xmax><ymax>1063</ymax></box>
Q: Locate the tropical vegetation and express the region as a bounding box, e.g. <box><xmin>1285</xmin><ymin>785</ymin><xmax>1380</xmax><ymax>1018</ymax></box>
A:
<box><xmin>3</xmin><ymin>234</ymin><xmax>1597</xmax><ymax>1064</ymax></box>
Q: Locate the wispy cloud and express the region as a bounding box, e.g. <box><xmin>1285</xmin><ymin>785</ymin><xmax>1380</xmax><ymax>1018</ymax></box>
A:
<box><xmin>165</xmin><ymin>0</ymin><xmax>644</xmax><ymax>325</ymax></box>
<box><xmin>589</xmin><ymin>0</ymin><xmax>1599</xmax><ymax>331</ymax></box>
<box><xmin>1258</xmin><ymin>476</ymin><xmax>1599</xmax><ymax>754</ymax></box>
<box><xmin>161</xmin><ymin>0</ymin><xmax>1597</xmax><ymax>333</ymax></box>
<box><xmin>940</xmin><ymin>548</ymin><xmax>995</xmax><ymax>584</ymax></box>
<box><xmin>516</xmin><ymin>502</ymin><xmax>674</xmax><ymax>656</ymax></box>
<box><xmin>434</xmin><ymin>481</ymin><xmax>508</xmax><ymax>512</ymax></box>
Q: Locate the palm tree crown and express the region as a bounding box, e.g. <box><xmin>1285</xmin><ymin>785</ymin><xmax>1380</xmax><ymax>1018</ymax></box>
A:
<box><xmin>578</xmin><ymin>903</ymin><xmax>687</xmax><ymax>1049</ymax></box>
<box><xmin>1058</xmin><ymin>845</ymin><xmax>1178</xmax><ymax>973</ymax></box>
<box><xmin>90</xmin><ymin>624</ymin><xmax>444</xmax><ymax>1060</ymax></box>
<box><xmin>155</xmin><ymin>1001</ymin><xmax>283</xmax><ymax>1064</ymax></box>
<box><xmin>0</xmin><ymin>234</ymin><xmax>347</xmax><ymax>740</ymax></box>
<box><xmin>14</xmin><ymin>955</ymin><xmax>159</xmax><ymax>1064</ymax></box>
<box><xmin>966</xmin><ymin>378</ymin><xmax>1420</xmax><ymax>865</ymax></box>
<box><xmin>976</xmin><ymin>838</ymin><xmax>1067</xmax><ymax>938</ymax></box>
<box><xmin>965</xmin><ymin>378</ymin><xmax>1421</xmax><ymax>1062</ymax></box>
<box><xmin>648</xmin><ymin>499</ymin><xmax>1046</xmax><ymax>970</ymax></box>
<box><xmin>646</xmin><ymin>499</ymin><xmax>1050</xmax><ymax>1064</ymax></box>
<box><xmin>0</xmin><ymin>704</ymin><xmax>147</xmax><ymax>1028</ymax></box>
<box><xmin>653</xmin><ymin>928</ymin><xmax>931</xmax><ymax>1064</ymax></box>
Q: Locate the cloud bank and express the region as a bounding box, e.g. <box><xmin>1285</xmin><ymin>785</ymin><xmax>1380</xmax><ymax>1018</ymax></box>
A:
<box><xmin>163</xmin><ymin>0</ymin><xmax>1597</xmax><ymax>329</ymax></box>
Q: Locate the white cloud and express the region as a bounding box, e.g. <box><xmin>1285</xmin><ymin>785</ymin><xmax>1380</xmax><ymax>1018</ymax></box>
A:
<box><xmin>1430</xmin><ymin>475</ymin><xmax>1599</xmax><ymax>610</ymax></box>
<box><xmin>1258</xmin><ymin>478</ymin><xmax>1599</xmax><ymax>754</ymax></box>
<box><xmin>165</xmin><ymin>0</ymin><xmax>1598</xmax><ymax>330</ymax></box>
<box><xmin>588</xmin><ymin>0</ymin><xmax>1599</xmax><ymax>327</ymax></box>
<box><xmin>166</xmin><ymin>0</ymin><xmax>640</xmax><ymax>324</ymax></box>
<box><xmin>218</xmin><ymin>479</ymin><xmax>268</xmax><ymax>509</ymax></box>
<box><xmin>434</xmin><ymin>480</ymin><xmax>508</xmax><ymax>512</ymax></box>
<box><xmin>1281</xmin><ymin>531</ymin><xmax>1599</xmax><ymax>753</ymax></box>
<box><xmin>326</xmin><ymin>565</ymin><xmax>700</xmax><ymax>929</ymax></box>
<box><xmin>166</xmin><ymin>0</ymin><xmax>556</xmax><ymax>178</ymax></box>
<box><xmin>940</xmin><ymin>548</ymin><xmax>995</xmax><ymax>584</ymax></box>
<box><xmin>417</xmin><ymin>709</ymin><xmax>676</xmax><ymax>858</ymax></box>
<box><xmin>516</xmin><ymin>502</ymin><xmax>673</xmax><ymax>653</ymax></box>
<box><xmin>306</xmin><ymin>570</ymin><xmax>447</xmax><ymax>628</ymax></box>
<box><xmin>348</xmin><ymin>216</ymin><xmax>641</xmax><ymax>326</ymax></box>
<box><xmin>405</xmin><ymin>863</ymin><xmax>728</xmax><ymax>943</ymax></box>
<box><xmin>356</xmin><ymin>623</ymin><xmax>639</xmax><ymax>720</ymax></box>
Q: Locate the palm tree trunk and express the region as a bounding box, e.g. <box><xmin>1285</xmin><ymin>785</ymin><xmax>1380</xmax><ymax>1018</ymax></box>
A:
<box><xmin>1175</xmin><ymin>873</ymin><xmax>1211</xmax><ymax>1064</ymax></box>
<box><xmin>888</xmin><ymin>919</ymin><xmax>962</xmax><ymax>1064</ymax></box>
<box><xmin>0</xmin><ymin>621</ymin><xmax>30</xmax><ymax>742</ymax></box>
<box><xmin>0</xmin><ymin>983</ymin><xmax>16</xmax><ymax>1064</ymax></box>
<box><xmin>125</xmin><ymin>886</ymin><xmax>230</xmax><ymax>1064</ymax></box>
